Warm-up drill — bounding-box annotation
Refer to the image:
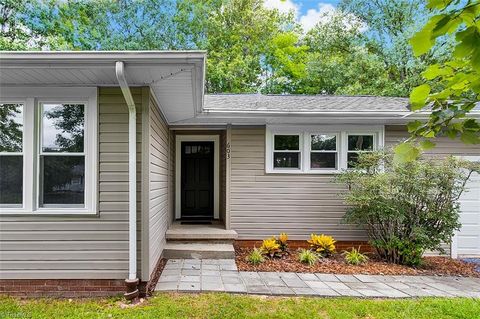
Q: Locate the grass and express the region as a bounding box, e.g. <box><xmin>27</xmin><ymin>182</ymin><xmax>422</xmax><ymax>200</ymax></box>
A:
<box><xmin>1</xmin><ymin>293</ymin><xmax>479</xmax><ymax>319</ymax></box>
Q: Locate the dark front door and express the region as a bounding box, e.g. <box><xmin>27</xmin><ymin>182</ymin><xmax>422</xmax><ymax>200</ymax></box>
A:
<box><xmin>181</xmin><ymin>141</ymin><xmax>214</xmax><ymax>219</ymax></box>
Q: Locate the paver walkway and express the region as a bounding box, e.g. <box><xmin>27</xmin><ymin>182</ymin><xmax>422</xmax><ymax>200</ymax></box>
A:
<box><xmin>155</xmin><ymin>259</ymin><xmax>480</xmax><ymax>298</ymax></box>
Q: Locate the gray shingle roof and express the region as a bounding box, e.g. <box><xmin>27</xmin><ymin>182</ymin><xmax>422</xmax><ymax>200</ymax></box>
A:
<box><xmin>204</xmin><ymin>94</ymin><xmax>410</xmax><ymax>113</ymax></box>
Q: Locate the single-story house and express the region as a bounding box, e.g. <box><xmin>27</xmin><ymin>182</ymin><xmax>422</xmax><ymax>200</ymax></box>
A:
<box><xmin>0</xmin><ymin>51</ymin><xmax>479</xmax><ymax>297</ymax></box>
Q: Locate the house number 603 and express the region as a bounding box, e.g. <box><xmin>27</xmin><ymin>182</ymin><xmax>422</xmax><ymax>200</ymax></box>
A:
<box><xmin>226</xmin><ymin>142</ymin><xmax>231</xmax><ymax>159</ymax></box>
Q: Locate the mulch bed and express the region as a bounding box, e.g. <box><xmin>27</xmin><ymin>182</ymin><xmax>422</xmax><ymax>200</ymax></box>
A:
<box><xmin>146</xmin><ymin>258</ymin><xmax>167</xmax><ymax>296</ymax></box>
<box><xmin>234</xmin><ymin>245</ymin><xmax>480</xmax><ymax>277</ymax></box>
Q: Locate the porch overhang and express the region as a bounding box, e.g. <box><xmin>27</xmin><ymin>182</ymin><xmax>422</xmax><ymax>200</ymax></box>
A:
<box><xmin>0</xmin><ymin>51</ymin><xmax>206</xmax><ymax>123</ymax></box>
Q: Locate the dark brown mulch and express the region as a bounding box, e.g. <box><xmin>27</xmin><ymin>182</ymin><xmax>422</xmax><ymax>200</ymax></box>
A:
<box><xmin>146</xmin><ymin>258</ymin><xmax>167</xmax><ymax>296</ymax></box>
<box><xmin>234</xmin><ymin>245</ymin><xmax>480</xmax><ymax>277</ymax></box>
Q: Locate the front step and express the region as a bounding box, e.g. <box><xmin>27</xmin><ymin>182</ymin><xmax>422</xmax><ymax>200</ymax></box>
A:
<box><xmin>166</xmin><ymin>223</ymin><xmax>238</xmax><ymax>242</ymax></box>
<box><xmin>163</xmin><ymin>242</ymin><xmax>235</xmax><ymax>259</ymax></box>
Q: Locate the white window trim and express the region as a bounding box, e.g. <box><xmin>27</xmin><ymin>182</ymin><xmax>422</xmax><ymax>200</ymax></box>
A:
<box><xmin>0</xmin><ymin>87</ymin><xmax>98</xmax><ymax>215</ymax></box>
<box><xmin>307</xmin><ymin>132</ymin><xmax>340</xmax><ymax>173</ymax></box>
<box><xmin>175</xmin><ymin>135</ymin><xmax>220</xmax><ymax>220</ymax></box>
<box><xmin>272</xmin><ymin>133</ymin><xmax>303</xmax><ymax>172</ymax></box>
<box><xmin>266</xmin><ymin>125</ymin><xmax>384</xmax><ymax>174</ymax></box>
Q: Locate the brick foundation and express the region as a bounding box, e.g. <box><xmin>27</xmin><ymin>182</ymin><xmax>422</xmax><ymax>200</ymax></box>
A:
<box><xmin>234</xmin><ymin>240</ymin><xmax>374</xmax><ymax>253</ymax></box>
<box><xmin>0</xmin><ymin>279</ymin><xmax>128</xmax><ymax>298</ymax></box>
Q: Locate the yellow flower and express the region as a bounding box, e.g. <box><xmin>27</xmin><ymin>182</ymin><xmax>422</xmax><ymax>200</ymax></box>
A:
<box><xmin>260</xmin><ymin>237</ymin><xmax>281</xmax><ymax>256</ymax></box>
<box><xmin>307</xmin><ymin>234</ymin><xmax>336</xmax><ymax>257</ymax></box>
<box><xmin>278</xmin><ymin>233</ymin><xmax>288</xmax><ymax>245</ymax></box>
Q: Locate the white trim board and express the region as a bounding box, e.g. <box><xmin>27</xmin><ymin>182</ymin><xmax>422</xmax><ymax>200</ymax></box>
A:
<box><xmin>0</xmin><ymin>87</ymin><xmax>98</xmax><ymax>215</ymax></box>
<box><xmin>175</xmin><ymin>135</ymin><xmax>220</xmax><ymax>220</ymax></box>
<box><xmin>265</xmin><ymin>124</ymin><xmax>384</xmax><ymax>174</ymax></box>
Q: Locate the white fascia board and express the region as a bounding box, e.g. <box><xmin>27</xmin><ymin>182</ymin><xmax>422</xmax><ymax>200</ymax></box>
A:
<box><xmin>0</xmin><ymin>50</ymin><xmax>206</xmax><ymax>62</ymax></box>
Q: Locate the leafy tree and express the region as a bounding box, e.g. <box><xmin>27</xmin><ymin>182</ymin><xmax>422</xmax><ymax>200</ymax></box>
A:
<box><xmin>396</xmin><ymin>0</ymin><xmax>480</xmax><ymax>161</ymax></box>
<box><xmin>339</xmin><ymin>0</ymin><xmax>448</xmax><ymax>97</ymax></box>
<box><xmin>45</xmin><ymin>104</ymin><xmax>85</xmax><ymax>152</ymax></box>
<box><xmin>179</xmin><ymin>0</ymin><xmax>297</xmax><ymax>93</ymax></box>
<box><xmin>0</xmin><ymin>104</ymin><xmax>22</xmax><ymax>152</ymax></box>
<box><xmin>302</xmin><ymin>11</ymin><xmax>397</xmax><ymax>95</ymax></box>
<box><xmin>337</xmin><ymin>151</ymin><xmax>479</xmax><ymax>266</ymax></box>
<box><xmin>263</xmin><ymin>32</ymin><xmax>308</xmax><ymax>94</ymax></box>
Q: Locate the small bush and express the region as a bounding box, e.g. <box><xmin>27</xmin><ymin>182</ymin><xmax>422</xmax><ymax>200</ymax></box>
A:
<box><xmin>260</xmin><ymin>237</ymin><xmax>282</xmax><ymax>258</ymax></box>
<box><xmin>246</xmin><ymin>247</ymin><xmax>265</xmax><ymax>265</ymax></box>
<box><xmin>298</xmin><ymin>249</ymin><xmax>319</xmax><ymax>266</ymax></box>
<box><xmin>337</xmin><ymin>152</ymin><xmax>480</xmax><ymax>266</ymax></box>
<box><xmin>337</xmin><ymin>151</ymin><xmax>479</xmax><ymax>266</ymax></box>
<box><xmin>278</xmin><ymin>232</ymin><xmax>288</xmax><ymax>252</ymax></box>
<box><xmin>343</xmin><ymin>247</ymin><xmax>369</xmax><ymax>265</ymax></box>
<box><xmin>308</xmin><ymin>234</ymin><xmax>336</xmax><ymax>257</ymax></box>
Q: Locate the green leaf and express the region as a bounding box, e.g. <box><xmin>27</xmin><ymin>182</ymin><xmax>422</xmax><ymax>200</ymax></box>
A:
<box><xmin>423</xmin><ymin>130</ymin><xmax>436</xmax><ymax>138</ymax></box>
<box><xmin>420</xmin><ymin>140</ymin><xmax>436</xmax><ymax>150</ymax></box>
<box><xmin>394</xmin><ymin>143</ymin><xmax>421</xmax><ymax>163</ymax></box>
<box><xmin>423</xmin><ymin>64</ymin><xmax>452</xmax><ymax>80</ymax></box>
<box><xmin>410</xmin><ymin>15</ymin><xmax>445</xmax><ymax>56</ymax></box>
<box><xmin>410</xmin><ymin>84</ymin><xmax>431</xmax><ymax>110</ymax></box>
<box><xmin>427</xmin><ymin>0</ymin><xmax>452</xmax><ymax>10</ymax></box>
<box><xmin>472</xmin><ymin>47</ymin><xmax>480</xmax><ymax>72</ymax></box>
<box><xmin>463</xmin><ymin>118</ymin><xmax>480</xmax><ymax>131</ymax></box>
<box><xmin>446</xmin><ymin>128</ymin><xmax>458</xmax><ymax>139</ymax></box>
<box><xmin>407</xmin><ymin>120</ymin><xmax>423</xmax><ymax>133</ymax></box>
<box><xmin>454</xmin><ymin>27</ymin><xmax>478</xmax><ymax>58</ymax></box>
<box><xmin>410</xmin><ymin>27</ymin><xmax>434</xmax><ymax>56</ymax></box>
<box><xmin>460</xmin><ymin>131</ymin><xmax>480</xmax><ymax>144</ymax></box>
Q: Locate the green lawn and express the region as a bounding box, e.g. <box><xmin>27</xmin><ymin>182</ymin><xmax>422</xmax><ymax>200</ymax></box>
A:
<box><xmin>1</xmin><ymin>293</ymin><xmax>479</xmax><ymax>319</ymax></box>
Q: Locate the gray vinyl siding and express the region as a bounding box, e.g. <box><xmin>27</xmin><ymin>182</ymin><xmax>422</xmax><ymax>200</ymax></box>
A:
<box><xmin>147</xmin><ymin>94</ymin><xmax>171</xmax><ymax>277</ymax></box>
<box><xmin>229</xmin><ymin>127</ymin><xmax>361</xmax><ymax>240</ymax></box>
<box><xmin>229</xmin><ymin>125</ymin><xmax>480</xmax><ymax>241</ymax></box>
<box><xmin>0</xmin><ymin>87</ymin><xmax>145</xmax><ymax>280</ymax></box>
<box><xmin>384</xmin><ymin>125</ymin><xmax>480</xmax><ymax>156</ymax></box>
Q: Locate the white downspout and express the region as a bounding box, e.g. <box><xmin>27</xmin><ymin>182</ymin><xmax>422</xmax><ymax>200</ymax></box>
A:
<box><xmin>115</xmin><ymin>61</ymin><xmax>139</xmax><ymax>297</ymax></box>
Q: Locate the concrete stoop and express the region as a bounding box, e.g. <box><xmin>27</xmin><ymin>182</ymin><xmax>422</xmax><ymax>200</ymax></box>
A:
<box><xmin>163</xmin><ymin>242</ymin><xmax>235</xmax><ymax>259</ymax></box>
<box><xmin>164</xmin><ymin>221</ymin><xmax>238</xmax><ymax>259</ymax></box>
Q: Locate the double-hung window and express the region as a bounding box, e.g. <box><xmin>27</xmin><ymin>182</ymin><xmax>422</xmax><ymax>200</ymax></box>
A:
<box><xmin>273</xmin><ymin>134</ymin><xmax>301</xmax><ymax>170</ymax></box>
<box><xmin>0</xmin><ymin>87</ymin><xmax>97</xmax><ymax>214</ymax></box>
<box><xmin>39</xmin><ymin>103</ymin><xmax>86</xmax><ymax>207</ymax></box>
<box><xmin>309</xmin><ymin>134</ymin><xmax>338</xmax><ymax>170</ymax></box>
<box><xmin>266</xmin><ymin>125</ymin><xmax>383</xmax><ymax>174</ymax></box>
<box><xmin>347</xmin><ymin>134</ymin><xmax>375</xmax><ymax>168</ymax></box>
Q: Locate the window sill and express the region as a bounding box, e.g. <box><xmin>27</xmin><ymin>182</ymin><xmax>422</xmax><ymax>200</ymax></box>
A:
<box><xmin>266</xmin><ymin>169</ymin><xmax>341</xmax><ymax>175</ymax></box>
<box><xmin>0</xmin><ymin>209</ymin><xmax>99</xmax><ymax>217</ymax></box>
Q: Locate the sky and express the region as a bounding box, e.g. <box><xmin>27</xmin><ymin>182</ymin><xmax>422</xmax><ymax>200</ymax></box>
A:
<box><xmin>264</xmin><ymin>0</ymin><xmax>342</xmax><ymax>31</ymax></box>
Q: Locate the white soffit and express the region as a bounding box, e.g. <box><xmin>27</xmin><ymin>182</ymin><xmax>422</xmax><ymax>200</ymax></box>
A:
<box><xmin>0</xmin><ymin>51</ymin><xmax>206</xmax><ymax>123</ymax></box>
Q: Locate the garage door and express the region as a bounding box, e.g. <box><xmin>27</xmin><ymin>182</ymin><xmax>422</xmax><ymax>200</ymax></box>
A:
<box><xmin>453</xmin><ymin>156</ymin><xmax>480</xmax><ymax>257</ymax></box>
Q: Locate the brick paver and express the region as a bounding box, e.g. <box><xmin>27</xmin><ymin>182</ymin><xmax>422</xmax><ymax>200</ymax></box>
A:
<box><xmin>155</xmin><ymin>259</ymin><xmax>480</xmax><ymax>298</ymax></box>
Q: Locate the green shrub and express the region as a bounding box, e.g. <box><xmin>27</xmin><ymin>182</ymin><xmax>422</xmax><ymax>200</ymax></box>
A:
<box><xmin>343</xmin><ymin>247</ymin><xmax>369</xmax><ymax>265</ymax></box>
<box><xmin>246</xmin><ymin>248</ymin><xmax>265</xmax><ymax>265</ymax></box>
<box><xmin>337</xmin><ymin>151</ymin><xmax>479</xmax><ymax>266</ymax></box>
<box><xmin>298</xmin><ymin>248</ymin><xmax>319</xmax><ymax>266</ymax></box>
